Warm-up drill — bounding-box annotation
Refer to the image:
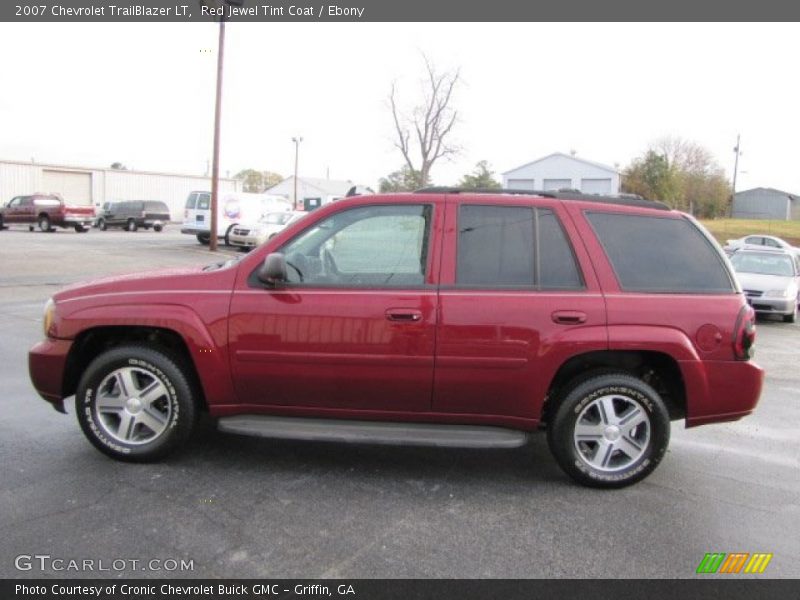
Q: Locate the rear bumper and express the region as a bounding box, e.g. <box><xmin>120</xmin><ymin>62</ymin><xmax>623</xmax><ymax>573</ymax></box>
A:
<box><xmin>63</xmin><ymin>218</ymin><xmax>94</xmax><ymax>227</ymax></box>
<box><xmin>28</xmin><ymin>338</ymin><xmax>73</xmax><ymax>413</ymax></box>
<box><xmin>681</xmin><ymin>359</ymin><xmax>764</xmax><ymax>427</ymax></box>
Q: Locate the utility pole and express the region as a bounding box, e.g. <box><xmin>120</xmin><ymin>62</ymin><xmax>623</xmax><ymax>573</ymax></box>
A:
<box><xmin>292</xmin><ymin>136</ymin><xmax>303</xmax><ymax>210</ymax></box>
<box><xmin>731</xmin><ymin>134</ymin><xmax>741</xmax><ymax>218</ymax></box>
<box><xmin>208</xmin><ymin>12</ymin><xmax>226</xmax><ymax>252</ymax></box>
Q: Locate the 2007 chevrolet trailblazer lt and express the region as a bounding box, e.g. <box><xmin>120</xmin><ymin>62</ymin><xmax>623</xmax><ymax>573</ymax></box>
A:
<box><xmin>28</xmin><ymin>189</ymin><xmax>764</xmax><ymax>488</ymax></box>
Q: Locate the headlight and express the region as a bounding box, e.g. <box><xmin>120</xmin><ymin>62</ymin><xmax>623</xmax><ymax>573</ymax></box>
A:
<box><xmin>43</xmin><ymin>298</ymin><xmax>56</xmax><ymax>337</ymax></box>
<box><xmin>764</xmin><ymin>290</ymin><xmax>789</xmax><ymax>298</ymax></box>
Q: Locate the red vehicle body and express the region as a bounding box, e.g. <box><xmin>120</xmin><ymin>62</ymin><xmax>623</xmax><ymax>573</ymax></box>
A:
<box><xmin>28</xmin><ymin>191</ymin><xmax>764</xmax><ymax>487</ymax></box>
<box><xmin>0</xmin><ymin>194</ymin><xmax>95</xmax><ymax>232</ymax></box>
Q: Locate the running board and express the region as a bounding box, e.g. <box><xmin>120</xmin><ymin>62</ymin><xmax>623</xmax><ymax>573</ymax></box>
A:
<box><xmin>217</xmin><ymin>415</ymin><xmax>530</xmax><ymax>449</ymax></box>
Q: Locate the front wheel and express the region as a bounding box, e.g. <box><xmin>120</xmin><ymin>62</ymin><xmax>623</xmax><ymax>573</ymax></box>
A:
<box><xmin>196</xmin><ymin>233</ymin><xmax>210</xmax><ymax>245</ymax></box>
<box><xmin>127</xmin><ymin>219</ymin><xmax>138</xmax><ymax>232</ymax></box>
<box><xmin>547</xmin><ymin>372</ymin><xmax>670</xmax><ymax>489</ymax></box>
<box><xmin>97</xmin><ymin>218</ymin><xmax>107</xmax><ymax>231</ymax></box>
<box><xmin>75</xmin><ymin>345</ymin><xmax>198</xmax><ymax>462</ymax></box>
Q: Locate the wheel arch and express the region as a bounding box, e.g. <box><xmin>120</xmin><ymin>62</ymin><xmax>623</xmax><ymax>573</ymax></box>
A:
<box><xmin>63</xmin><ymin>326</ymin><xmax>201</xmax><ymax>406</ymax></box>
<box><xmin>541</xmin><ymin>350</ymin><xmax>687</xmax><ymax>426</ymax></box>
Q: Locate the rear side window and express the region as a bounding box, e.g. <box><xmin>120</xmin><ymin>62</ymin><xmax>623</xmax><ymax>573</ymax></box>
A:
<box><xmin>145</xmin><ymin>201</ymin><xmax>168</xmax><ymax>212</ymax></box>
<box><xmin>586</xmin><ymin>212</ymin><xmax>734</xmax><ymax>293</ymax></box>
<box><xmin>456</xmin><ymin>205</ymin><xmax>583</xmax><ymax>289</ymax></box>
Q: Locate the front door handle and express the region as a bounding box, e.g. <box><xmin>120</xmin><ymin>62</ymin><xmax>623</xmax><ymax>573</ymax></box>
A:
<box><xmin>385</xmin><ymin>309</ymin><xmax>423</xmax><ymax>323</ymax></box>
<box><xmin>552</xmin><ymin>310</ymin><xmax>587</xmax><ymax>325</ymax></box>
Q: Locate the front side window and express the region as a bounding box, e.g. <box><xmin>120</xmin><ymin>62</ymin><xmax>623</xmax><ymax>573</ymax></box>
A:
<box><xmin>586</xmin><ymin>212</ymin><xmax>735</xmax><ymax>293</ymax></box>
<box><xmin>456</xmin><ymin>205</ymin><xmax>583</xmax><ymax>289</ymax></box>
<box><xmin>278</xmin><ymin>204</ymin><xmax>431</xmax><ymax>287</ymax></box>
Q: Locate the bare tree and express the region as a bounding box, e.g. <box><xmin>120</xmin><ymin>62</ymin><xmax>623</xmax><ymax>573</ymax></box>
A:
<box><xmin>389</xmin><ymin>56</ymin><xmax>460</xmax><ymax>188</ymax></box>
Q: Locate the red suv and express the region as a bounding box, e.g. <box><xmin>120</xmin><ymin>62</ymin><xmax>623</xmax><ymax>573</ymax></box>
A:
<box><xmin>28</xmin><ymin>190</ymin><xmax>764</xmax><ymax>488</ymax></box>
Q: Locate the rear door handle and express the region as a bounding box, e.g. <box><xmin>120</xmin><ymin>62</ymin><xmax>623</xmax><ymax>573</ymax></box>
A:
<box><xmin>552</xmin><ymin>310</ymin><xmax>587</xmax><ymax>325</ymax></box>
<box><xmin>385</xmin><ymin>309</ymin><xmax>423</xmax><ymax>323</ymax></box>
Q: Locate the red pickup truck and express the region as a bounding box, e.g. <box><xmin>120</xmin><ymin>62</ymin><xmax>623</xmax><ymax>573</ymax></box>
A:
<box><xmin>0</xmin><ymin>194</ymin><xmax>95</xmax><ymax>232</ymax></box>
<box><xmin>28</xmin><ymin>189</ymin><xmax>764</xmax><ymax>488</ymax></box>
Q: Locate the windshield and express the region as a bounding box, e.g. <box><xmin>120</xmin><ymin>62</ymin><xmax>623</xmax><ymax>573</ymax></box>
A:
<box><xmin>730</xmin><ymin>252</ymin><xmax>795</xmax><ymax>277</ymax></box>
<box><xmin>261</xmin><ymin>212</ymin><xmax>292</xmax><ymax>225</ymax></box>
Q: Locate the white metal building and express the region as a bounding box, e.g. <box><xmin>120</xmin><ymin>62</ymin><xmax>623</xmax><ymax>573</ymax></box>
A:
<box><xmin>265</xmin><ymin>176</ymin><xmax>361</xmax><ymax>209</ymax></box>
<box><xmin>0</xmin><ymin>159</ymin><xmax>240</xmax><ymax>221</ymax></box>
<box><xmin>502</xmin><ymin>153</ymin><xmax>620</xmax><ymax>195</ymax></box>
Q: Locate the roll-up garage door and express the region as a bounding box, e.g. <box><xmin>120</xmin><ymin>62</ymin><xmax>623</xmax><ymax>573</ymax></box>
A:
<box><xmin>543</xmin><ymin>179</ymin><xmax>571</xmax><ymax>191</ymax></box>
<box><xmin>581</xmin><ymin>178</ymin><xmax>612</xmax><ymax>195</ymax></box>
<box><xmin>42</xmin><ymin>170</ymin><xmax>92</xmax><ymax>205</ymax></box>
<box><xmin>506</xmin><ymin>179</ymin><xmax>535</xmax><ymax>190</ymax></box>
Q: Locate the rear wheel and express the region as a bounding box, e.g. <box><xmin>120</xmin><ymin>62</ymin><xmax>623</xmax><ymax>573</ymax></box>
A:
<box><xmin>75</xmin><ymin>224</ymin><xmax>87</xmax><ymax>233</ymax></box>
<box><xmin>38</xmin><ymin>215</ymin><xmax>51</xmax><ymax>232</ymax></box>
<box><xmin>547</xmin><ymin>372</ymin><xmax>670</xmax><ymax>488</ymax></box>
<box><xmin>196</xmin><ymin>233</ymin><xmax>210</xmax><ymax>245</ymax></box>
<box><xmin>75</xmin><ymin>345</ymin><xmax>198</xmax><ymax>462</ymax></box>
<box><xmin>154</xmin><ymin>224</ymin><xmax>163</xmax><ymax>232</ymax></box>
<box><xmin>127</xmin><ymin>219</ymin><xmax>138</xmax><ymax>232</ymax></box>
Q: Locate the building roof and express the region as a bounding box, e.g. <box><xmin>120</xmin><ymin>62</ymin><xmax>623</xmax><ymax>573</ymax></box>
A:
<box><xmin>0</xmin><ymin>157</ymin><xmax>238</xmax><ymax>182</ymax></box>
<box><xmin>502</xmin><ymin>152</ymin><xmax>619</xmax><ymax>176</ymax></box>
<box><xmin>735</xmin><ymin>187</ymin><xmax>799</xmax><ymax>200</ymax></box>
<box><xmin>266</xmin><ymin>176</ymin><xmax>358</xmax><ymax>197</ymax></box>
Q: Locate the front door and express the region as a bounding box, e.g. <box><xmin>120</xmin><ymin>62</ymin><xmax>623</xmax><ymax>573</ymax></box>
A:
<box><xmin>228</xmin><ymin>200</ymin><xmax>443</xmax><ymax>413</ymax></box>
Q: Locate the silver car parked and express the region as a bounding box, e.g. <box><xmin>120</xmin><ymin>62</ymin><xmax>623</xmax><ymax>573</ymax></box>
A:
<box><xmin>730</xmin><ymin>248</ymin><xmax>800</xmax><ymax>323</ymax></box>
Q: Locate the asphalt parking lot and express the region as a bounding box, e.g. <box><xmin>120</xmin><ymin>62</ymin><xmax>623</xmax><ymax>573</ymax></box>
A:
<box><xmin>0</xmin><ymin>227</ymin><xmax>798</xmax><ymax>579</ymax></box>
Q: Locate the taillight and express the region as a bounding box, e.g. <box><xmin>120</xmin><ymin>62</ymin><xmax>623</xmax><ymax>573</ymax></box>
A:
<box><xmin>733</xmin><ymin>304</ymin><xmax>756</xmax><ymax>360</ymax></box>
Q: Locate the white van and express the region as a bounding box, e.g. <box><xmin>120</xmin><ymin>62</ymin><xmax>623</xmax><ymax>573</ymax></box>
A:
<box><xmin>181</xmin><ymin>191</ymin><xmax>291</xmax><ymax>245</ymax></box>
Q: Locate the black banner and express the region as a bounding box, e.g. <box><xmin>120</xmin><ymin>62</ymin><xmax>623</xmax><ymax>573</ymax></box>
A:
<box><xmin>3</xmin><ymin>0</ymin><xmax>800</xmax><ymax>22</ymax></box>
<box><xmin>3</xmin><ymin>579</ymin><xmax>800</xmax><ymax>600</ymax></box>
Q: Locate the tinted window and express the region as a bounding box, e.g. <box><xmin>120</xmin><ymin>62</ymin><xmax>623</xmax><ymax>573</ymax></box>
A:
<box><xmin>456</xmin><ymin>205</ymin><xmax>583</xmax><ymax>289</ymax></box>
<box><xmin>586</xmin><ymin>212</ymin><xmax>734</xmax><ymax>293</ymax></box>
<box><xmin>279</xmin><ymin>205</ymin><xmax>431</xmax><ymax>287</ymax></box>
<box><xmin>538</xmin><ymin>210</ymin><xmax>583</xmax><ymax>289</ymax></box>
<box><xmin>185</xmin><ymin>193</ymin><xmax>197</xmax><ymax>209</ymax></box>
<box><xmin>197</xmin><ymin>194</ymin><xmax>211</xmax><ymax>210</ymax></box>
<box><xmin>144</xmin><ymin>201</ymin><xmax>168</xmax><ymax>212</ymax></box>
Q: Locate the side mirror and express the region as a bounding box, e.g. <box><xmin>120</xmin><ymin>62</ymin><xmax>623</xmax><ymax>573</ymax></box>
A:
<box><xmin>258</xmin><ymin>252</ymin><xmax>288</xmax><ymax>285</ymax></box>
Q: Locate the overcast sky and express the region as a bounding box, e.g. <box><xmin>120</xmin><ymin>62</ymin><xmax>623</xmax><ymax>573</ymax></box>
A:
<box><xmin>1</xmin><ymin>22</ymin><xmax>798</xmax><ymax>191</ymax></box>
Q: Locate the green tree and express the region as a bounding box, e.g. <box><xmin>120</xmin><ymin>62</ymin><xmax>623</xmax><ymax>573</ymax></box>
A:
<box><xmin>458</xmin><ymin>160</ymin><xmax>501</xmax><ymax>189</ymax></box>
<box><xmin>378</xmin><ymin>165</ymin><xmax>425</xmax><ymax>193</ymax></box>
<box><xmin>622</xmin><ymin>137</ymin><xmax>730</xmax><ymax>217</ymax></box>
<box><xmin>234</xmin><ymin>169</ymin><xmax>284</xmax><ymax>193</ymax></box>
<box><xmin>110</xmin><ymin>162</ymin><xmax>128</xmax><ymax>170</ymax></box>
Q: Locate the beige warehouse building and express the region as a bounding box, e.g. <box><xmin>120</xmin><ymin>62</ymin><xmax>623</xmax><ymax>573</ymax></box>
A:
<box><xmin>0</xmin><ymin>159</ymin><xmax>240</xmax><ymax>221</ymax></box>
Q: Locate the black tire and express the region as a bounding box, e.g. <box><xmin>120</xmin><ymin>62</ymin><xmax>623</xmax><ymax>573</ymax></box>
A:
<box><xmin>97</xmin><ymin>218</ymin><xmax>107</xmax><ymax>231</ymax></box>
<box><xmin>75</xmin><ymin>345</ymin><xmax>198</xmax><ymax>462</ymax></box>
<box><xmin>29</xmin><ymin>225</ymin><xmax>35</xmax><ymax>232</ymax></box>
<box><xmin>38</xmin><ymin>215</ymin><xmax>51</xmax><ymax>232</ymax></box>
<box><xmin>0</xmin><ymin>215</ymin><xmax>4</xmax><ymax>230</ymax></box>
<box><xmin>547</xmin><ymin>372</ymin><xmax>670</xmax><ymax>489</ymax></box>
<box><xmin>127</xmin><ymin>219</ymin><xmax>138</xmax><ymax>232</ymax></box>
<box><xmin>224</xmin><ymin>225</ymin><xmax>236</xmax><ymax>247</ymax></box>
<box><xmin>154</xmin><ymin>224</ymin><xmax>163</xmax><ymax>232</ymax></box>
<box><xmin>783</xmin><ymin>305</ymin><xmax>797</xmax><ymax>323</ymax></box>
<box><xmin>75</xmin><ymin>225</ymin><xmax>87</xmax><ymax>233</ymax></box>
<box><xmin>196</xmin><ymin>233</ymin><xmax>210</xmax><ymax>245</ymax></box>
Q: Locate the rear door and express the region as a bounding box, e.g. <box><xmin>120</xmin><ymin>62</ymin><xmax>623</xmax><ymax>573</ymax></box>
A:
<box><xmin>433</xmin><ymin>197</ymin><xmax>607</xmax><ymax>421</ymax></box>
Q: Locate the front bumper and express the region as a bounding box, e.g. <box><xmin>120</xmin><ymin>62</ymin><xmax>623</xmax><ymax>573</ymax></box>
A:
<box><xmin>29</xmin><ymin>338</ymin><xmax>73</xmax><ymax>413</ymax></box>
<box><xmin>746</xmin><ymin>296</ymin><xmax>796</xmax><ymax>315</ymax></box>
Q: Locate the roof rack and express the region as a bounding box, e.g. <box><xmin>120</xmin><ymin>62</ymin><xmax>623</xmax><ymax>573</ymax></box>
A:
<box><xmin>413</xmin><ymin>187</ymin><xmax>670</xmax><ymax>211</ymax></box>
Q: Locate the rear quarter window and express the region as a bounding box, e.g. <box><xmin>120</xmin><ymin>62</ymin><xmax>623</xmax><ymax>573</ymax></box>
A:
<box><xmin>586</xmin><ymin>211</ymin><xmax>734</xmax><ymax>293</ymax></box>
